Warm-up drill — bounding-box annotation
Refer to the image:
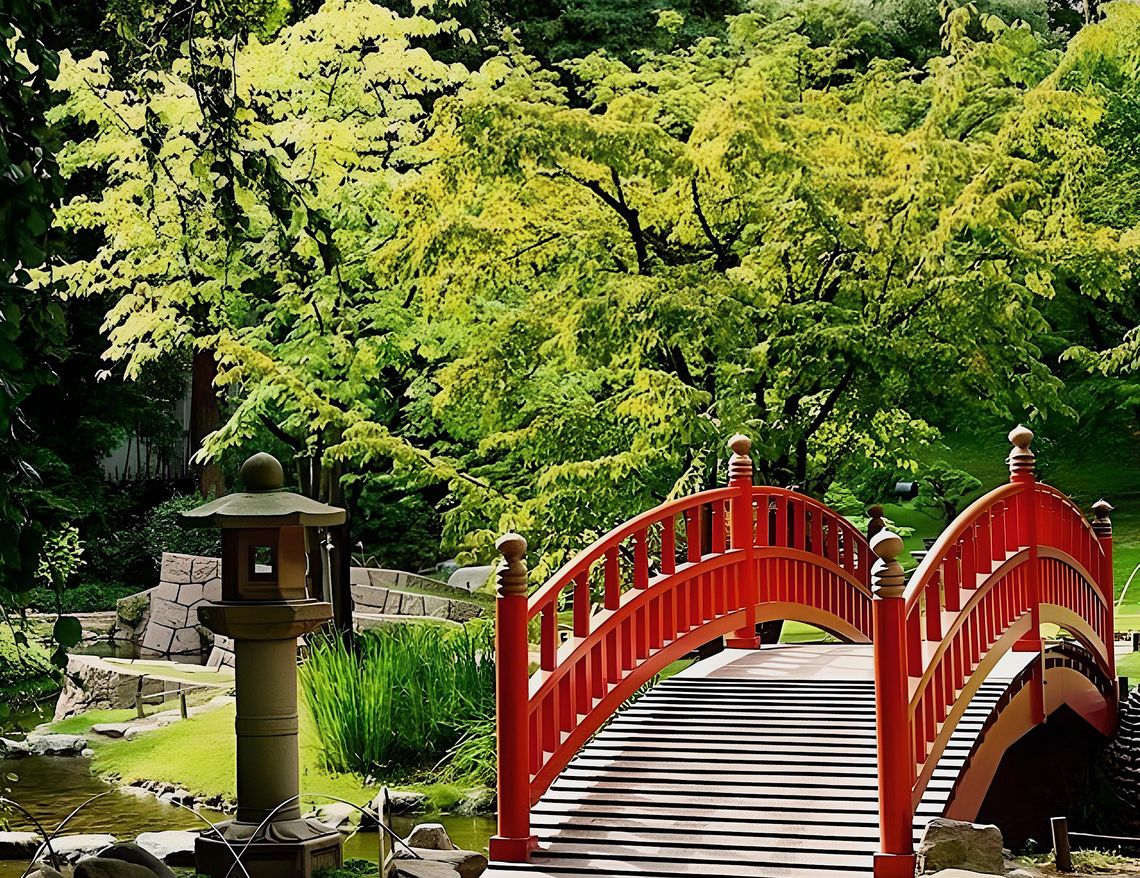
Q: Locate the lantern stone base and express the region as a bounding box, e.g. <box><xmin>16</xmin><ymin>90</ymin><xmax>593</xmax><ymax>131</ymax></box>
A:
<box><xmin>195</xmin><ymin>818</ymin><xmax>343</xmax><ymax>878</ymax></box>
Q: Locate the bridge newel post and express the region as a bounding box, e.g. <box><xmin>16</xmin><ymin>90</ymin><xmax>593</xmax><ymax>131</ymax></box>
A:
<box><xmin>1010</xmin><ymin>427</ymin><xmax>1044</xmax><ymax>698</ymax></box>
<box><xmin>1092</xmin><ymin>499</ymin><xmax>1115</xmax><ymax>679</ymax></box>
<box><xmin>726</xmin><ymin>434</ymin><xmax>762</xmax><ymax>650</ymax></box>
<box><xmin>489</xmin><ymin>533</ymin><xmax>538</xmax><ymax>862</ymax></box>
<box><xmin>870</xmin><ymin>529</ymin><xmax>916</xmax><ymax>878</ymax></box>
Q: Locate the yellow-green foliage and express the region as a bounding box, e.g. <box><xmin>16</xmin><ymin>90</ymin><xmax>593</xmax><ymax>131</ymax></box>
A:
<box><xmin>45</xmin><ymin>0</ymin><xmax>1140</xmax><ymax>584</ymax></box>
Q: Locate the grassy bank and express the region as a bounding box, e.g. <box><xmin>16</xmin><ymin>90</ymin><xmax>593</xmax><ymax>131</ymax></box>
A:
<box><xmin>48</xmin><ymin>699</ymin><xmax>472</xmax><ymax>812</ymax></box>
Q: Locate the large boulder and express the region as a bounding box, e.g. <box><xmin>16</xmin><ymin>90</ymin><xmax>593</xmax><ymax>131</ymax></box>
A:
<box><xmin>74</xmin><ymin>860</ymin><xmax>166</xmax><ymax>878</ymax></box>
<box><xmin>917</xmin><ymin>819</ymin><xmax>1004</xmax><ymax>875</ymax></box>
<box><xmin>53</xmin><ymin>655</ymin><xmax>167</xmax><ymax>721</ymax></box>
<box><xmin>22</xmin><ymin>734</ymin><xmax>87</xmax><ymax>756</ymax></box>
<box><xmin>34</xmin><ymin>833</ymin><xmax>116</xmax><ymax>864</ymax></box>
<box><xmin>0</xmin><ymin>830</ymin><xmax>41</xmax><ymax>858</ymax></box>
<box><xmin>404</xmin><ymin>823</ymin><xmax>454</xmax><ymax>851</ymax></box>
<box><xmin>128</xmin><ymin>833</ymin><xmax>193</xmax><ymax>869</ymax></box>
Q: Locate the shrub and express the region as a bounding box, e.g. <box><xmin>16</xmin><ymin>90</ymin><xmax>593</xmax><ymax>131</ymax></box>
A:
<box><xmin>89</xmin><ymin>494</ymin><xmax>222</xmax><ymax>587</ymax></box>
<box><xmin>0</xmin><ymin>626</ymin><xmax>59</xmax><ymax>705</ymax></box>
<box><xmin>300</xmin><ymin>621</ymin><xmax>494</xmax><ymax>781</ymax></box>
<box><xmin>26</xmin><ymin>580</ymin><xmax>140</xmax><ymax>614</ymax></box>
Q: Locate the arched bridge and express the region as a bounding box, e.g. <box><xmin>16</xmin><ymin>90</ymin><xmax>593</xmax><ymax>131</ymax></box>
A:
<box><xmin>485</xmin><ymin>428</ymin><xmax>1120</xmax><ymax>877</ymax></box>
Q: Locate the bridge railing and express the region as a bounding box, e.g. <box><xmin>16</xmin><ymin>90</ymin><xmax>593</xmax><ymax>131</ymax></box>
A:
<box><xmin>488</xmin><ymin>434</ymin><xmax>872</xmax><ymax>861</ymax></box>
<box><xmin>871</xmin><ymin>426</ymin><xmax>1116</xmax><ymax>878</ymax></box>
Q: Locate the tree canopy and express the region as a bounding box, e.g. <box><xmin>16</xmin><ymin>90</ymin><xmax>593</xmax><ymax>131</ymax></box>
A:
<box><xmin>39</xmin><ymin>0</ymin><xmax>1140</xmax><ymax>581</ymax></box>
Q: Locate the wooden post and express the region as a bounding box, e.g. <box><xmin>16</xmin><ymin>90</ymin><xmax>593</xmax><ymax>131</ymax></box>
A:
<box><xmin>1092</xmin><ymin>499</ymin><xmax>1115</xmax><ymax>680</ymax></box>
<box><xmin>871</xmin><ymin>528</ymin><xmax>916</xmax><ymax>878</ymax></box>
<box><xmin>489</xmin><ymin>533</ymin><xmax>538</xmax><ymax>862</ymax></box>
<box><xmin>1052</xmin><ymin>816</ymin><xmax>1073</xmax><ymax>872</ymax></box>
<box><xmin>135</xmin><ymin>678</ymin><xmax>146</xmax><ymax>720</ymax></box>
<box><xmin>727</xmin><ymin>434</ymin><xmax>761</xmax><ymax>649</ymax></box>
<box><xmin>179</xmin><ymin>688</ymin><xmax>188</xmax><ymax>720</ymax></box>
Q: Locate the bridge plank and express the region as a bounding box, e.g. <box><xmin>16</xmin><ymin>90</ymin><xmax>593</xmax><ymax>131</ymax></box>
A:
<box><xmin>486</xmin><ymin>644</ymin><xmax>1032</xmax><ymax>878</ymax></box>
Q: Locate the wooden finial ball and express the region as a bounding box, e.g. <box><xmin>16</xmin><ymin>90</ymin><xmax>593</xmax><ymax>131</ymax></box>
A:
<box><xmin>866</xmin><ymin>504</ymin><xmax>884</xmax><ymax>518</ymax></box>
<box><xmin>729</xmin><ymin>434</ymin><xmax>751</xmax><ymax>456</ymax></box>
<box><xmin>1093</xmin><ymin>499</ymin><xmax>1114</xmax><ymax>520</ymax></box>
<box><xmin>496</xmin><ymin>532</ymin><xmax>528</xmax><ymax>562</ymax></box>
<box><xmin>870</xmin><ymin>529</ymin><xmax>904</xmax><ymax>562</ymax></box>
<box><xmin>1008</xmin><ymin>424</ymin><xmax>1034</xmax><ymax>450</ymax></box>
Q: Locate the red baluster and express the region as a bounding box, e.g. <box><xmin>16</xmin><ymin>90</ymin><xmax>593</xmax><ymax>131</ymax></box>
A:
<box><xmin>634</xmin><ymin>529</ymin><xmax>649</xmax><ymax>590</ymax></box>
<box><xmin>604</xmin><ymin>547</ymin><xmax>620</xmax><ymax>611</ymax></box>
<box><xmin>573</xmin><ymin>571</ymin><xmax>590</xmax><ymax>638</ymax></box>
<box><xmin>662</xmin><ymin>516</ymin><xmax>677</xmax><ymax>575</ymax></box>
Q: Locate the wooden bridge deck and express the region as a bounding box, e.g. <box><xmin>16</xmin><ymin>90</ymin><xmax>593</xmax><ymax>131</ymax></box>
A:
<box><xmin>486</xmin><ymin>643</ymin><xmax>1034</xmax><ymax>878</ymax></box>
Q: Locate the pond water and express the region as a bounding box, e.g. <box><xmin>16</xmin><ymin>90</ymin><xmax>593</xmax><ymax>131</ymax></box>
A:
<box><xmin>1</xmin><ymin>704</ymin><xmax>495</xmax><ymax>877</ymax></box>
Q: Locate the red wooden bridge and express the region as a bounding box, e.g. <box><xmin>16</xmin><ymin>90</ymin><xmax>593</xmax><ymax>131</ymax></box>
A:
<box><xmin>485</xmin><ymin>428</ymin><xmax>1120</xmax><ymax>877</ymax></box>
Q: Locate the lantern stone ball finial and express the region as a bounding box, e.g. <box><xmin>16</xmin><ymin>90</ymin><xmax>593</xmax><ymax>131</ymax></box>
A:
<box><xmin>240</xmin><ymin>452</ymin><xmax>285</xmax><ymax>492</ymax></box>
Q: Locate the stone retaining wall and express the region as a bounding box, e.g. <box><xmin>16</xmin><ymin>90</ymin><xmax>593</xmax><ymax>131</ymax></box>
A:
<box><xmin>117</xmin><ymin>554</ymin><xmax>484</xmax><ymax>663</ymax></box>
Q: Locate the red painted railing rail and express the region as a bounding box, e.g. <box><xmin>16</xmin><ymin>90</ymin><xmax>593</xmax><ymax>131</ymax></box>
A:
<box><xmin>489</xmin><ymin>434</ymin><xmax>874</xmax><ymax>861</ymax></box>
<box><xmin>871</xmin><ymin>426</ymin><xmax>1117</xmax><ymax>878</ymax></box>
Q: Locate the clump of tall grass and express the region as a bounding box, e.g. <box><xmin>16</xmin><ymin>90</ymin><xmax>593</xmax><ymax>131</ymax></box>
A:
<box><xmin>300</xmin><ymin>621</ymin><xmax>494</xmax><ymax>780</ymax></box>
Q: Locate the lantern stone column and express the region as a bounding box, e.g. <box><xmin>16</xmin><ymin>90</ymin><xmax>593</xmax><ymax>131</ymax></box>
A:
<box><xmin>183</xmin><ymin>452</ymin><xmax>347</xmax><ymax>878</ymax></box>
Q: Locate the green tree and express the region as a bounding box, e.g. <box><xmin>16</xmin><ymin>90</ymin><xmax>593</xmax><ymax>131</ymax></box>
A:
<box><xmin>915</xmin><ymin>462</ymin><xmax>983</xmax><ymax>525</ymax></box>
<box><xmin>367</xmin><ymin>6</ymin><xmax>1124</xmax><ymax>576</ymax></box>
<box><xmin>1</xmin><ymin>0</ymin><xmax>67</xmax><ymax>644</ymax></box>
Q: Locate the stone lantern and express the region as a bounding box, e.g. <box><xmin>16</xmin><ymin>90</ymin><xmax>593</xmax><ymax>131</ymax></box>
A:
<box><xmin>182</xmin><ymin>452</ymin><xmax>346</xmax><ymax>878</ymax></box>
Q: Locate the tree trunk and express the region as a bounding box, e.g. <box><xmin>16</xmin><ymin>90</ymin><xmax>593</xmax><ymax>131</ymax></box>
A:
<box><xmin>190</xmin><ymin>349</ymin><xmax>225</xmax><ymax>497</ymax></box>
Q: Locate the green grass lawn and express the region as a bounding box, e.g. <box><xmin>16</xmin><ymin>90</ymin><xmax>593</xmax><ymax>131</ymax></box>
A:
<box><xmin>74</xmin><ymin>700</ymin><xmax>374</xmax><ymax>806</ymax></box>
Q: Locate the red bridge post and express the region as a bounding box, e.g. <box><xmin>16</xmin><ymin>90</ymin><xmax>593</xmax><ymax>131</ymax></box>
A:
<box><xmin>490</xmin><ymin>533</ymin><xmax>538</xmax><ymax>862</ymax></box>
<box><xmin>871</xmin><ymin>528</ymin><xmax>916</xmax><ymax>878</ymax></box>
<box><xmin>727</xmin><ymin>434</ymin><xmax>761</xmax><ymax>649</ymax></box>
<box><xmin>1092</xmin><ymin>499</ymin><xmax>1115</xmax><ymax>679</ymax></box>
<box><xmin>1008</xmin><ymin>426</ymin><xmax>1045</xmax><ymax>722</ymax></box>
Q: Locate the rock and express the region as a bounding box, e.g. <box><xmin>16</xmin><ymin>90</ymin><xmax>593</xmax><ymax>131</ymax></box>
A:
<box><xmin>310</xmin><ymin>801</ymin><xmax>359</xmax><ymax>830</ymax></box>
<box><xmin>35</xmin><ymin>833</ymin><xmax>117</xmax><ymax>864</ymax></box>
<box><xmin>0</xmin><ymin>830</ymin><xmax>41</xmax><ymax>858</ymax></box>
<box><xmin>394</xmin><ymin>861</ymin><xmax>460</xmax><ymax>878</ymax></box>
<box><xmin>404</xmin><ymin>823</ymin><xmax>454</xmax><ymax>851</ymax></box>
<box><xmin>131</xmin><ymin>832</ymin><xmax>194</xmax><ymax>869</ymax></box>
<box><xmin>917</xmin><ymin>819</ymin><xmax>1004</xmax><ymax>875</ymax></box>
<box><xmin>91</xmin><ymin>723</ymin><xmax>136</xmax><ymax>739</ymax></box>
<box><xmin>25</xmin><ymin>868</ymin><xmax>64</xmax><ymax>878</ymax></box>
<box><xmin>82</xmin><ymin>748</ymin><xmax>95</xmax><ymax>758</ymax></box>
<box><xmin>927</xmin><ymin>872</ymin><xmax>1005</xmax><ymax>878</ymax></box>
<box><xmin>74</xmin><ymin>859</ymin><xmax>165</xmax><ymax>878</ymax></box>
<box><xmin>22</xmin><ymin>734</ymin><xmax>87</xmax><ymax>756</ymax></box>
<box><xmin>53</xmin><ymin>655</ymin><xmax>169</xmax><ymax>721</ymax></box>
<box><xmin>387</xmin><ymin>789</ymin><xmax>429</xmax><ymax>814</ymax></box>
<box><xmin>0</xmin><ymin>737</ymin><xmax>26</xmax><ymax>757</ymax></box>
<box><xmin>123</xmin><ymin>724</ymin><xmax>165</xmax><ymax>740</ymax></box>
<box><xmin>360</xmin><ymin>789</ymin><xmax>428</xmax><ymax>829</ymax></box>
<box><xmin>396</xmin><ymin>847</ymin><xmax>488</xmax><ymax>878</ymax></box>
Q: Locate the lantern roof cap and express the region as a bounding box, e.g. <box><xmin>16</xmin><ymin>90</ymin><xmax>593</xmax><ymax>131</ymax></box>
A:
<box><xmin>181</xmin><ymin>452</ymin><xmax>346</xmax><ymax>529</ymax></box>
